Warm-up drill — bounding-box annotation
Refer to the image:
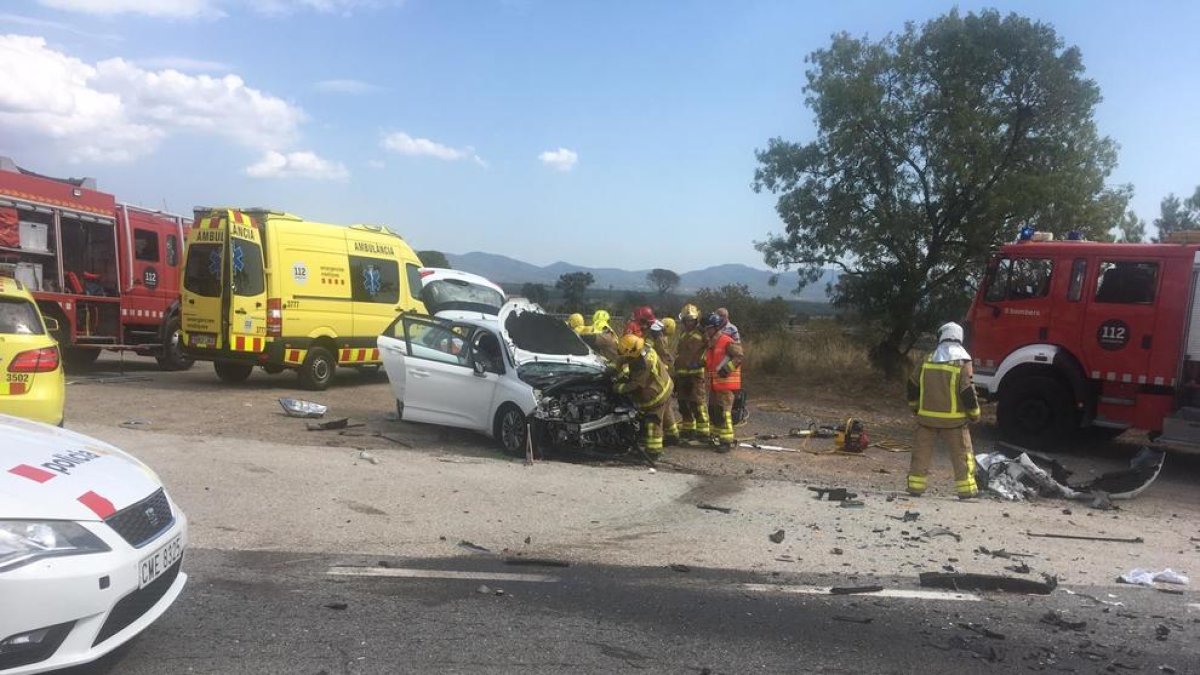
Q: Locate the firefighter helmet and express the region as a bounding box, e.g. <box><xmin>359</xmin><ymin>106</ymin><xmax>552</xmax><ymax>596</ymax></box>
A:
<box><xmin>632</xmin><ymin>306</ymin><xmax>656</xmax><ymax>324</ymax></box>
<box><xmin>678</xmin><ymin>304</ymin><xmax>700</xmax><ymax>322</ymax></box>
<box><xmin>661</xmin><ymin>317</ymin><xmax>676</xmax><ymax>336</ymax></box>
<box><xmin>592</xmin><ymin>310</ymin><xmax>611</xmax><ymax>333</ymax></box>
<box><xmin>567</xmin><ymin>313</ymin><xmax>584</xmax><ymax>330</ymax></box>
<box><xmin>938</xmin><ymin>322</ymin><xmax>964</xmax><ymax>344</ymax></box>
<box><xmin>618</xmin><ymin>334</ymin><xmax>645</xmax><ymax>359</ymax></box>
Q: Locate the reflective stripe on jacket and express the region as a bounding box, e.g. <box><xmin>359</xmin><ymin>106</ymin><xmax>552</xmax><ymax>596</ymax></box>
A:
<box><xmin>706</xmin><ymin>333</ymin><xmax>743</xmax><ymax>392</ymax></box>
<box><xmin>615</xmin><ymin>348</ymin><xmax>674</xmax><ymax>410</ymax></box>
<box><xmin>907</xmin><ymin>356</ymin><xmax>981</xmax><ymax>428</ymax></box>
<box><xmin>674</xmin><ymin>328</ymin><xmax>707</xmax><ymax>377</ymax></box>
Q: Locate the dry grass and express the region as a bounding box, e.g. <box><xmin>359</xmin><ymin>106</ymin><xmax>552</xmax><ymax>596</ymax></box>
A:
<box><xmin>743</xmin><ymin>321</ymin><xmax>868</xmax><ymax>385</ymax></box>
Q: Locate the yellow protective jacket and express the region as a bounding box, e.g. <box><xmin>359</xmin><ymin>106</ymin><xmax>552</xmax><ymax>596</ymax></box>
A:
<box><xmin>674</xmin><ymin>327</ymin><xmax>707</xmax><ymax>378</ymax></box>
<box><xmin>615</xmin><ymin>348</ymin><xmax>674</xmax><ymax>410</ymax></box>
<box><xmin>591</xmin><ymin>329</ymin><xmax>620</xmax><ymax>363</ymax></box>
<box><xmin>907</xmin><ymin>356</ymin><xmax>981</xmax><ymax>428</ymax></box>
<box><xmin>650</xmin><ymin>331</ymin><xmax>675</xmax><ymax>368</ymax></box>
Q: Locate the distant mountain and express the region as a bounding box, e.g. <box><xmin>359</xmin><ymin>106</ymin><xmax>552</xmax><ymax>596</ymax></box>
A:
<box><xmin>444</xmin><ymin>251</ymin><xmax>836</xmax><ymax>302</ymax></box>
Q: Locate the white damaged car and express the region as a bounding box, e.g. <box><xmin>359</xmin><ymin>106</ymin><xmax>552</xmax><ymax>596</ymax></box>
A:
<box><xmin>0</xmin><ymin>415</ymin><xmax>187</xmax><ymax>674</ymax></box>
<box><xmin>379</xmin><ymin>299</ymin><xmax>641</xmax><ymax>455</ymax></box>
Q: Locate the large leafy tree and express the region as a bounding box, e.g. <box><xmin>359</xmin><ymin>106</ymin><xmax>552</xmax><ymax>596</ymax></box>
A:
<box><xmin>520</xmin><ymin>282</ymin><xmax>550</xmax><ymax>306</ymax></box>
<box><xmin>555</xmin><ymin>271</ymin><xmax>594</xmax><ymax>312</ymax></box>
<box><xmin>1152</xmin><ymin>186</ymin><xmax>1200</xmax><ymax>241</ymax></box>
<box><xmin>646</xmin><ymin>268</ymin><xmax>681</xmax><ymax>297</ymax></box>
<box><xmin>753</xmin><ymin>9</ymin><xmax>1129</xmax><ymax>374</ymax></box>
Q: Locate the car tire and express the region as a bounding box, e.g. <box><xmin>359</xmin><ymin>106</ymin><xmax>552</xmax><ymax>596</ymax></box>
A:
<box><xmin>155</xmin><ymin>317</ymin><xmax>194</xmax><ymax>371</ymax></box>
<box><xmin>997</xmin><ymin>374</ymin><xmax>1075</xmax><ymax>448</ymax></box>
<box><xmin>62</xmin><ymin>346</ymin><xmax>100</xmax><ymax>371</ymax></box>
<box><xmin>493</xmin><ymin>403</ymin><xmax>528</xmax><ymax>457</ymax></box>
<box><xmin>299</xmin><ymin>346</ymin><xmax>336</xmax><ymax>391</ymax></box>
<box><xmin>214</xmin><ymin>360</ymin><xmax>254</xmax><ymax>383</ymax></box>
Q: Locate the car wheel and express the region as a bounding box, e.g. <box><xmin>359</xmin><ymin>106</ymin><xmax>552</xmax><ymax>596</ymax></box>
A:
<box><xmin>214</xmin><ymin>360</ymin><xmax>254</xmax><ymax>383</ymax></box>
<box><xmin>299</xmin><ymin>346</ymin><xmax>336</xmax><ymax>391</ymax></box>
<box><xmin>997</xmin><ymin>374</ymin><xmax>1075</xmax><ymax>448</ymax></box>
<box><xmin>493</xmin><ymin>403</ymin><xmax>528</xmax><ymax>457</ymax></box>
<box><xmin>155</xmin><ymin>317</ymin><xmax>194</xmax><ymax>371</ymax></box>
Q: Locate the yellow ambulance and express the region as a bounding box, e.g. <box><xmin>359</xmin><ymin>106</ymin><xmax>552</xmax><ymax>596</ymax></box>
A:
<box><xmin>181</xmin><ymin>208</ymin><xmax>427</xmax><ymax>390</ymax></box>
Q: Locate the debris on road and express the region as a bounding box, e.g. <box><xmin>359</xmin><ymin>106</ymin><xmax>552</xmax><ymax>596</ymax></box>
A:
<box><xmin>890</xmin><ymin>511</ymin><xmax>920</xmax><ymax>523</ymax></box>
<box><xmin>279</xmin><ymin>398</ymin><xmax>328</xmax><ymax>418</ymax></box>
<box><xmin>504</xmin><ymin>558</ymin><xmax>570</xmax><ymax>568</ymax></box>
<box><xmin>669</xmin><ymin>564</ymin><xmax>691</xmax><ymax>573</ymax></box>
<box><xmin>323</xmin><ymin>602</ymin><xmax>348</xmax><ymax>610</ymax></box>
<box><xmin>697</xmin><ymin>503</ymin><xmax>733</xmax><ymax>514</ymax></box>
<box><xmin>919</xmin><ymin>572</ymin><xmax>1057</xmax><ymax>595</ymax></box>
<box><xmin>458</xmin><ymin>540</ymin><xmax>492</xmax><ymax>554</ymax></box>
<box><xmin>1063</xmin><ymin>589</ymin><xmax>1124</xmax><ymax>607</ymax></box>
<box><xmin>976</xmin><ymin>546</ymin><xmax>1032</xmax><ymax>560</ymax></box>
<box><xmin>307</xmin><ymin>418</ymin><xmax>364</xmax><ymax>431</ymax></box>
<box><xmin>119</xmin><ymin>419</ymin><xmax>151</xmax><ymax>429</ymax></box>
<box><xmin>1026</xmin><ymin>531</ymin><xmax>1144</xmax><ymax>544</ymax></box>
<box><xmin>476</xmin><ymin>585</ymin><xmax>492</xmax><ymax>594</ymax></box>
<box><xmin>1039</xmin><ymin>610</ymin><xmax>1086</xmax><ymax>631</ymax></box>
<box><xmin>957</xmin><ymin>623</ymin><xmax>1006</xmax><ymax>640</ymax></box>
<box><xmin>923</xmin><ymin>527</ymin><xmax>961</xmax><ymax>543</ymax></box>
<box><xmin>357</xmin><ymin>450</ymin><xmax>379</xmax><ymax>465</ymax></box>
<box><xmin>1118</xmin><ymin>568</ymin><xmax>1190</xmax><ymax>587</ymax></box>
<box><xmin>1004</xmin><ymin>562</ymin><xmax>1031</xmax><ymax>574</ymax></box>
<box><xmin>976</xmin><ymin>444</ymin><xmax>1165</xmax><ymax>504</ymax></box>
<box><xmin>830</xmin><ymin>585</ymin><xmax>883</xmax><ymax>595</ymax></box>
<box><xmin>809</xmin><ymin>487</ymin><xmax>857</xmax><ymax>501</ymax></box>
<box><xmin>839</xmin><ymin>500</ymin><xmax>865</xmax><ymax>508</ymax></box>
<box><xmin>833</xmin><ymin>615</ymin><xmax>873</xmax><ymax>624</ymax></box>
<box><xmin>768</xmin><ymin>529</ymin><xmax>786</xmax><ymax>544</ymax></box>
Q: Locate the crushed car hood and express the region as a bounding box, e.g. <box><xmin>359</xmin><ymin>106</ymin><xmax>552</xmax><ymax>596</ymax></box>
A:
<box><xmin>498</xmin><ymin>299</ymin><xmax>606</xmax><ymax>368</ymax></box>
<box><xmin>0</xmin><ymin>415</ymin><xmax>163</xmax><ymax>521</ymax></box>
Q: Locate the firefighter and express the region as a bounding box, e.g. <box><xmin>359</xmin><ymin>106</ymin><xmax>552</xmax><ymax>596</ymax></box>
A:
<box><xmin>567</xmin><ymin>313</ymin><xmax>590</xmax><ymax>335</ymax></box>
<box><xmin>674</xmin><ymin>304</ymin><xmax>710</xmax><ymax>441</ymax></box>
<box><xmin>647</xmin><ymin>318</ymin><xmax>679</xmax><ymax>445</ymax></box>
<box><xmin>590</xmin><ymin>309</ymin><xmax>620</xmax><ymax>363</ymax></box>
<box><xmin>704</xmin><ymin>312</ymin><xmax>744</xmax><ymax>451</ymax></box>
<box><xmin>613</xmin><ymin>333</ymin><xmax>674</xmax><ymax>457</ymax></box>
<box><xmin>627</xmin><ymin>305</ymin><xmax>656</xmax><ymax>337</ymax></box>
<box><xmin>906</xmin><ymin>321</ymin><xmax>981</xmax><ymax>499</ymax></box>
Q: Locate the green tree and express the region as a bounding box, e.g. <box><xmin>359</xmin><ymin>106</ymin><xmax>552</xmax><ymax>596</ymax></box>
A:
<box><xmin>1152</xmin><ymin>187</ymin><xmax>1200</xmax><ymax>242</ymax></box>
<box><xmin>646</xmin><ymin>268</ymin><xmax>681</xmax><ymax>298</ymax></box>
<box><xmin>520</xmin><ymin>282</ymin><xmax>550</xmax><ymax>306</ymax></box>
<box><xmin>1115</xmin><ymin>210</ymin><xmax>1146</xmax><ymax>243</ymax></box>
<box><xmin>555</xmin><ymin>271</ymin><xmax>594</xmax><ymax>312</ymax></box>
<box><xmin>417</xmin><ymin>250</ymin><xmax>450</xmax><ymax>268</ymax></box>
<box><xmin>753</xmin><ymin>9</ymin><xmax>1129</xmax><ymax>375</ymax></box>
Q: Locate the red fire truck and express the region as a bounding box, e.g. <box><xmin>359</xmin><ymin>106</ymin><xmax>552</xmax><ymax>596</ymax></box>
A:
<box><xmin>967</xmin><ymin>234</ymin><xmax>1200</xmax><ymax>449</ymax></box>
<box><xmin>0</xmin><ymin>157</ymin><xmax>193</xmax><ymax>371</ymax></box>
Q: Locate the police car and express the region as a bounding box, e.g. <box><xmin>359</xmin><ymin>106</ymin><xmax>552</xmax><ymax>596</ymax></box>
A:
<box><xmin>0</xmin><ymin>415</ymin><xmax>187</xmax><ymax>673</ymax></box>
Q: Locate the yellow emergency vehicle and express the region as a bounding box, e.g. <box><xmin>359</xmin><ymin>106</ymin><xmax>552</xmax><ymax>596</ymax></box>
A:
<box><xmin>0</xmin><ymin>272</ymin><xmax>65</xmax><ymax>425</ymax></box>
<box><xmin>181</xmin><ymin>208</ymin><xmax>427</xmax><ymax>390</ymax></box>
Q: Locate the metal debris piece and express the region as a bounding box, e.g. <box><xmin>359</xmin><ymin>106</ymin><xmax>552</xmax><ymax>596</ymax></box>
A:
<box><xmin>830</xmin><ymin>585</ymin><xmax>883</xmax><ymax>595</ymax></box>
<box><xmin>957</xmin><ymin>623</ymin><xmax>1006</xmax><ymax>640</ymax></box>
<box><xmin>768</xmin><ymin>529</ymin><xmax>786</xmax><ymax>544</ymax></box>
<box><xmin>1040</xmin><ymin>610</ymin><xmax>1087</xmax><ymax>631</ymax></box>
<box><xmin>279</xmin><ymin>398</ymin><xmax>328</xmax><ymax>418</ymax></box>
<box><xmin>697</xmin><ymin>503</ymin><xmax>733</xmax><ymax>514</ymax></box>
<box><xmin>323</xmin><ymin>602</ymin><xmax>348</xmax><ymax>610</ymax></box>
<box><xmin>357</xmin><ymin>450</ymin><xmax>379</xmax><ymax>465</ymax></box>
<box><xmin>669</xmin><ymin>564</ymin><xmax>691</xmax><ymax>573</ymax></box>
<box><xmin>833</xmin><ymin>616</ymin><xmax>873</xmax><ymax>624</ymax></box>
<box><xmin>839</xmin><ymin>500</ymin><xmax>866</xmax><ymax>508</ymax></box>
<box><xmin>890</xmin><ymin>511</ymin><xmax>920</xmax><ymax>522</ymax></box>
<box><xmin>919</xmin><ymin>571</ymin><xmax>1057</xmax><ymax>595</ymax></box>
<box><xmin>976</xmin><ymin>546</ymin><xmax>1032</xmax><ymax>559</ymax></box>
<box><xmin>308</xmin><ymin>418</ymin><xmax>363</xmax><ymax>431</ymax></box>
<box><xmin>809</xmin><ymin>487</ymin><xmax>857</xmax><ymax>501</ymax></box>
<box><xmin>1004</xmin><ymin>562</ymin><xmax>1031</xmax><ymax>574</ymax></box>
<box><xmin>1027</xmin><ymin>531</ymin><xmax>1144</xmax><ymax>544</ymax></box>
<box><xmin>924</xmin><ymin>527</ymin><xmax>962</xmax><ymax>542</ymax></box>
<box><xmin>458</xmin><ymin>540</ymin><xmax>492</xmax><ymax>554</ymax></box>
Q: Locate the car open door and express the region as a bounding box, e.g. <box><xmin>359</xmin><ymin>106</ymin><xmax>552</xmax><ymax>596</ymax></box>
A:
<box><xmin>380</xmin><ymin>315</ymin><xmax>496</xmax><ymax>430</ymax></box>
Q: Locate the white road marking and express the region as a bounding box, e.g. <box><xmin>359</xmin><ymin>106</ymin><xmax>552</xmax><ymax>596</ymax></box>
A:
<box><xmin>1189</xmin><ymin>603</ymin><xmax>1200</xmax><ymax>612</ymax></box>
<box><xmin>740</xmin><ymin>583</ymin><xmax>981</xmax><ymax>602</ymax></box>
<box><xmin>327</xmin><ymin>566</ymin><xmax>560</xmax><ymax>583</ymax></box>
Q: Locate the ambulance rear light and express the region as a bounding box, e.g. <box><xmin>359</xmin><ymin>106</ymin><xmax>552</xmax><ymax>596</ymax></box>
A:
<box><xmin>267</xmin><ymin>298</ymin><xmax>283</xmax><ymax>337</ymax></box>
<box><xmin>8</xmin><ymin>346</ymin><xmax>59</xmax><ymax>373</ymax></box>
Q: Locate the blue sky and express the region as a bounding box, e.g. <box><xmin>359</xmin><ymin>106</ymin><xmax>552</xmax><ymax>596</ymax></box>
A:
<box><xmin>1</xmin><ymin>1</ymin><xmax>1198</xmax><ymax>274</ymax></box>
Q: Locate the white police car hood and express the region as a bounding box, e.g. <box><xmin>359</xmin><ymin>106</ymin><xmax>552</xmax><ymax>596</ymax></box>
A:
<box><xmin>0</xmin><ymin>415</ymin><xmax>163</xmax><ymax>521</ymax></box>
<box><xmin>497</xmin><ymin>299</ymin><xmax>606</xmax><ymax>368</ymax></box>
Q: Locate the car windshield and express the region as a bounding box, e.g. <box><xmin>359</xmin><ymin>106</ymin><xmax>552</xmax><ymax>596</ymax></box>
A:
<box><xmin>517</xmin><ymin>362</ymin><xmax>605</xmax><ymax>389</ymax></box>
<box><xmin>0</xmin><ymin>297</ymin><xmax>44</xmax><ymax>335</ymax></box>
<box><xmin>422</xmin><ymin>279</ymin><xmax>504</xmax><ymax>315</ymax></box>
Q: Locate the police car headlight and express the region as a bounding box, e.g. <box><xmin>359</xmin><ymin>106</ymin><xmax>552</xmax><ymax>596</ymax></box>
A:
<box><xmin>0</xmin><ymin>521</ymin><xmax>110</xmax><ymax>572</ymax></box>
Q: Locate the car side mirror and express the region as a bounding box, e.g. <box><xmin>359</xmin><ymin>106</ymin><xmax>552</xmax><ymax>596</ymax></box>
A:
<box><xmin>472</xmin><ymin>359</ymin><xmax>487</xmax><ymax>377</ymax></box>
<box><xmin>43</xmin><ymin>316</ymin><xmax>60</xmax><ymax>333</ymax></box>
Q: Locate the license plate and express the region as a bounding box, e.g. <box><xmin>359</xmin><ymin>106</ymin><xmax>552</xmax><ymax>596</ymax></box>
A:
<box><xmin>139</xmin><ymin>533</ymin><xmax>183</xmax><ymax>589</ymax></box>
<box><xmin>190</xmin><ymin>333</ymin><xmax>216</xmax><ymax>349</ymax></box>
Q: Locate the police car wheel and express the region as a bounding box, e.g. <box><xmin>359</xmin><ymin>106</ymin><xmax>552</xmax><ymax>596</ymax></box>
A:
<box><xmin>214</xmin><ymin>360</ymin><xmax>254</xmax><ymax>383</ymax></box>
<box><xmin>494</xmin><ymin>403</ymin><xmax>527</xmax><ymax>457</ymax></box>
<box><xmin>300</xmin><ymin>346</ymin><xmax>336</xmax><ymax>391</ymax></box>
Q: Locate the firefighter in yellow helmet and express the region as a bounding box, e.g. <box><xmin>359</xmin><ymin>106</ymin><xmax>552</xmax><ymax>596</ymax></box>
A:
<box><xmin>567</xmin><ymin>313</ymin><xmax>590</xmax><ymax>335</ymax></box>
<box><xmin>589</xmin><ymin>309</ymin><xmax>620</xmax><ymax>363</ymax></box>
<box><xmin>704</xmin><ymin>312</ymin><xmax>743</xmax><ymax>451</ymax></box>
<box><xmin>906</xmin><ymin>322</ymin><xmax>981</xmax><ymax>499</ymax></box>
<box><xmin>613</xmin><ymin>333</ymin><xmax>674</xmax><ymax>457</ymax></box>
<box><xmin>674</xmin><ymin>304</ymin><xmax>710</xmax><ymax>441</ymax></box>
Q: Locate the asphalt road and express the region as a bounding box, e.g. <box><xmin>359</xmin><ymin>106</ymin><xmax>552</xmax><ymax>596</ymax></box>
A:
<box><xmin>71</xmin><ymin>548</ymin><xmax>1199</xmax><ymax>674</ymax></box>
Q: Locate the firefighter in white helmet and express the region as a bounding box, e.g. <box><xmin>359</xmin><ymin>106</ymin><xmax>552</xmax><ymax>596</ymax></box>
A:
<box><xmin>906</xmin><ymin>322</ymin><xmax>981</xmax><ymax>499</ymax></box>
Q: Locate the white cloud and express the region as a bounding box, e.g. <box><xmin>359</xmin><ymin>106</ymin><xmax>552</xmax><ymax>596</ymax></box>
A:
<box><xmin>245</xmin><ymin>150</ymin><xmax>348</xmax><ymax>180</ymax></box>
<box><xmin>136</xmin><ymin>56</ymin><xmax>233</xmax><ymax>73</ymax></box>
<box><xmin>0</xmin><ymin>35</ymin><xmax>304</xmax><ymax>163</ymax></box>
<box><xmin>248</xmin><ymin>0</ymin><xmax>391</xmax><ymax>15</ymax></box>
<box><xmin>0</xmin><ymin>12</ymin><xmax>121</xmax><ymax>40</ymax></box>
<box><xmin>381</xmin><ymin>131</ymin><xmax>484</xmax><ymax>166</ymax></box>
<box><xmin>538</xmin><ymin>147</ymin><xmax>578</xmax><ymax>172</ymax></box>
<box><xmin>38</xmin><ymin>0</ymin><xmax>222</xmax><ymax>19</ymax></box>
<box><xmin>367</xmin><ymin>159</ymin><xmax>385</xmax><ymax>169</ymax></box>
<box><xmin>313</xmin><ymin>79</ymin><xmax>381</xmax><ymax>95</ymax></box>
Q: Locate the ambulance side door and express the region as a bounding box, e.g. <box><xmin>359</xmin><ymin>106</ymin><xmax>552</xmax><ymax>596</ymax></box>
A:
<box><xmin>226</xmin><ymin>213</ymin><xmax>268</xmax><ymax>351</ymax></box>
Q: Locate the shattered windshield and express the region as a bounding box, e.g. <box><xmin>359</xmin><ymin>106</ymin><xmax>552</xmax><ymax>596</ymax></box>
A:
<box><xmin>517</xmin><ymin>362</ymin><xmax>605</xmax><ymax>389</ymax></box>
<box><xmin>422</xmin><ymin>279</ymin><xmax>504</xmax><ymax>315</ymax></box>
